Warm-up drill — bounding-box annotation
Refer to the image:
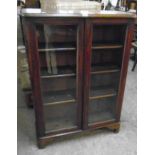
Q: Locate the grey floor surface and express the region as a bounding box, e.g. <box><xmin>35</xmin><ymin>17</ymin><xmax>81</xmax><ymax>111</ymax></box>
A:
<box><xmin>17</xmin><ymin>61</ymin><xmax>137</xmax><ymax>155</ymax></box>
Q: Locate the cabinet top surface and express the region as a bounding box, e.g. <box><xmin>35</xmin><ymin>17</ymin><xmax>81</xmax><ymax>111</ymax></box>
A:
<box><xmin>20</xmin><ymin>9</ymin><xmax>136</xmax><ymax>19</ymax></box>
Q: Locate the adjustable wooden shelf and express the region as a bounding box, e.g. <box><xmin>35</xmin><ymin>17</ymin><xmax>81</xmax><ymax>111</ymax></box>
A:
<box><xmin>21</xmin><ymin>10</ymin><xmax>136</xmax><ymax>148</ymax></box>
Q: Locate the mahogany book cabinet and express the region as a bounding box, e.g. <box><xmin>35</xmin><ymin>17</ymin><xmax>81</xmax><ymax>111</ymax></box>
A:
<box><xmin>21</xmin><ymin>10</ymin><xmax>136</xmax><ymax>148</ymax></box>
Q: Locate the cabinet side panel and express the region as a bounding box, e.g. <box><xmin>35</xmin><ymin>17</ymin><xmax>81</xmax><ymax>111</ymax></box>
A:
<box><xmin>22</xmin><ymin>18</ymin><xmax>45</xmax><ymax>137</ymax></box>
<box><xmin>116</xmin><ymin>22</ymin><xmax>135</xmax><ymax>121</ymax></box>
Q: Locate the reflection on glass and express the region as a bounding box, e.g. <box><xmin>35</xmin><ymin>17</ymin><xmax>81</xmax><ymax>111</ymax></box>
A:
<box><xmin>36</xmin><ymin>24</ymin><xmax>78</xmax><ymax>132</ymax></box>
<box><xmin>44</xmin><ymin>103</ymin><xmax>77</xmax><ymax>132</ymax></box>
<box><xmin>89</xmin><ymin>97</ymin><xmax>116</xmax><ymax>124</ymax></box>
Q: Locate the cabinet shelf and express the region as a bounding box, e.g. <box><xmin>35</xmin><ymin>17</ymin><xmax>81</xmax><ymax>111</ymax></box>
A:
<box><xmin>90</xmin><ymin>86</ymin><xmax>117</xmax><ymax>100</ymax></box>
<box><xmin>43</xmin><ymin>87</ymin><xmax>117</xmax><ymax>105</ymax></box>
<box><xmin>92</xmin><ymin>43</ymin><xmax>123</xmax><ymax>50</ymax></box>
<box><xmin>40</xmin><ymin>66</ymin><xmax>76</xmax><ymax>78</ymax></box>
<box><xmin>44</xmin><ymin>99</ymin><xmax>76</xmax><ymax>106</ymax></box>
<box><xmin>40</xmin><ymin>65</ymin><xmax>120</xmax><ymax>78</ymax></box>
<box><xmin>43</xmin><ymin>90</ymin><xmax>76</xmax><ymax>106</ymax></box>
<box><xmin>41</xmin><ymin>73</ymin><xmax>75</xmax><ymax>79</ymax></box>
<box><xmin>91</xmin><ymin>65</ymin><xmax>120</xmax><ymax>75</ymax></box>
<box><xmin>38</xmin><ymin>43</ymin><xmax>123</xmax><ymax>52</ymax></box>
<box><xmin>39</xmin><ymin>47</ymin><xmax>76</xmax><ymax>52</ymax></box>
<box><xmin>38</xmin><ymin>43</ymin><xmax>76</xmax><ymax>52</ymax></box>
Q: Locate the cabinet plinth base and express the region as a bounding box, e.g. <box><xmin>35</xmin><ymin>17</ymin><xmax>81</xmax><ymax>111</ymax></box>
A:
<box><xmin>37</xmin><ymin>122</ymin><xmax>120</xmax><ymax>148</ymax></box>
<box><xmin>106</xmin><ymin>122</ymin><xmax>120</xmax><ymax>133</ymax></box>
<box><xmin>38</xmin><ymin>138</ymin><xmax>53</xmax><ymax>149</ymax></box>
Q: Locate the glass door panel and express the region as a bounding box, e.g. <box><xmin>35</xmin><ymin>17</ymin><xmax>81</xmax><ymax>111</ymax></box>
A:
<box><xmin>44</xmin><ymin>103</ymin><xmax>77</xmax><ymax>132</ymax></box>
<box><xmin>89</xmin><ymin>97</ymin><xmax>116</xmax><ymax>124</ymax></box>
<box><xmin>88</xmin><ymin>24</ymin><xmax>126</xmax><ymax>125</ymax></box>
<box><xmin>36</xmin><ymin>24</ymin><xmax>79</xmax><ymax>132</ymax></box>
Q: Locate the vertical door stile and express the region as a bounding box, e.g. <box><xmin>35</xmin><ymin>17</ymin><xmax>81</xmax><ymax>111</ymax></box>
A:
<box><xmin>76</xmin><ymin>21</ymin><xmax>84</xmax><ymax>128</ymax></box>
<box><xmin>116</xmin><ymin>21</ymin><xmax>135</xmax><ymax>121</ymax></box>
<box><xmin>23</xmin><ymin>19</ymin><xmax>45</xmax><ymax>137</ymax></box>
<box><xmin>83</xmin><ymin>19</ymin><xmax>93</xmax><ymax>129</ymax></box>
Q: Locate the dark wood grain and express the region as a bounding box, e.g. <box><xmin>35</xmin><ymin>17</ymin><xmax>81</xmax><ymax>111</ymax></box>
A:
<box><xmin>115</xmin><ymin>23</ymin><xmax>135</xmax><ymax>121</ymax></box>
<box><xmin>83</xmin><ymin>19</ymin><xmax>92</xmax><ymax>129</ymax></box>
<box><xmin>22</xmin><ymin>18</ymin><xmax>45</xmax><ymax>137</ymax></box>
<box><xmin>92</xmin><ymin>43</ymin><xmax>123</xmax><ymax>50</ymax></box>
<box><xmin>76</xmin><ymin>21</ymin><xmax>84</xmax><ymax>128</ymax></box>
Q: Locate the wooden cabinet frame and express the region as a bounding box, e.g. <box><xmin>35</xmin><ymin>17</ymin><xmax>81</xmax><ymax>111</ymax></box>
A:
<box><xmin>21</xmin><ymin>16</ymin><xmax>135</xmax><ymax>148</ymax></box>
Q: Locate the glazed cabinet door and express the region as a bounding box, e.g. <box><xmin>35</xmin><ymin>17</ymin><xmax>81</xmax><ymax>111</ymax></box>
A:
<box><xmin>23</xmin><ymin>18</ymin><xmax>84</xmax><ymax>136</ymax></box>
<box><xmin>83</xmin><ymin>19</ymin><xmax>133</xmax><ymax>129</ymax></box>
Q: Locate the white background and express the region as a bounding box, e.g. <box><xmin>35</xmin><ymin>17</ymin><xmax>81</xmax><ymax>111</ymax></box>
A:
<box><xmin>0</xmin><ymin>0</ymin><xmax>155</xmax><ymax>154</ymax></box>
